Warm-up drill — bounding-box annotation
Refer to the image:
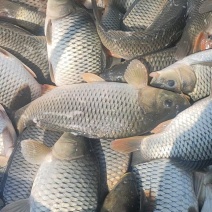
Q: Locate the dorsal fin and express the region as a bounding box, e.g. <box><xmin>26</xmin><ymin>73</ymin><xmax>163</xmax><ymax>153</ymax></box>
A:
<box><xmin>82</xmin><ymin>73</ymin><xmax>105</xmax><ymax>83</ymax></box>
<box><xmin>124</xmin><ymin>59</ymin><xmax>148</xmax><ymax>89</ymax></box>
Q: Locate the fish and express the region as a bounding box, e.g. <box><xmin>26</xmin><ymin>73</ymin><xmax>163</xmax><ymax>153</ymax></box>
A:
<box><xmin>101</xmin><ymin>173</ymin><xmax>140</xmax><ymax>212</ymax></box>
<box><xmin>0</xmin><ymin>22</ymin><xmax>50</xmax><ymax>84</ymax></box>
<box><xmin>201</xmin><ymin>184</ymin><xmax>212</xmax><ymax>212</ymax></box>
<box><xmin>92</xmin><ymin>0</ymin><xmax>186</xmax><ymax>59</ymax></box>
<box><xmin>10</xmin><ymin>0</ymin><xmax>47</xmax><ymax>13</ymax></box>
<box><xmin>1</xmin><ymin>133</ymin><xmax>103</xmax><ymax>212</ymax></box>
<box><xmin>0</xmin><ymin>0</ymin><xmax>45</xmax><ymax>35</ymax></box>
<box><xmin>45</xmin><ymin>0</ymin><xmax>105</xmax><ymax>86</ymax></box>
<box><xmin>110</xmin><ymin>0</ymin><xmax>136</xmax><ymax>13</ymax></box>
<box><xmin>0</xmin><ymin>105</ymin><xmax>16</xmax><ymax>168</ymax></box>
<box><xmin>92</xmin><ymin>139</ymin><xmax>130</xmax><ymax>191</ymax></box>
<box><xmin>199</xmin><ymin>0</ymin><xmax>212</xmax><ymax>14</ymax></box>
<box><xmin>150</xmin><ymin>50</ymin><xmax>212</xmax><ymax>101</ymax></box>
<box><xmin>175</xmin><ymin>0</ymin><xmax>212</xmax><ymax>59</ymax></box>
<box><xmin>0</xmin><ymin>47</ymin><xmax>41</xmax><ymax>111</ymax></box>
<box><xmin>0</xmin><ymin>126</ymin><xmax>62</xmax><ymax>207</ymax></box>
<box><xmin>15</xmin><ymin>60</ymin><xmax>190</xmax><ymax>139</ymax></box>
<box><xmin>132</xmin><ymin>159</ymin><xmax>198</xmax><ymax>211</ymax></box>
<box><xmin>111</xmin><ymin>94</ymin><xmax>212</xmax><ymax>170</ymax></box>
<box><xmin>100</xmin><ymin>47</ymin><xmax>177</xmax><ymax>83</ymax></box>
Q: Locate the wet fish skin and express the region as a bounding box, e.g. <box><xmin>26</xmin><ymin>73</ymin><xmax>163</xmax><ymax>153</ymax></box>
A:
<box><xmin>0</xmin><ymin>23</ymin><xmax>50</xmax><ymax>84</ymax></box>
<box><xmin>175</xmin><ymin>0</ymin><xmax>212</xmax><ymax>59</ymax></box>
<box><xmin>139</xmin><ymin>97</ymin><xmax>212</xmax><ymax>170</ymax></box>
<box><xmin>0</xmin><ymin>126</ymin><xmax>62</xmax><ymax>206</ymax></box>
<box><xmin>0</xmin><ymin>0</ymin><xmax>45</xmax><ymax>35</ymax></box>
<box><xmin>92</xmin><ymin>139</ymin><xmax>130</xmax><ymax>191</ymax></box>
<box><xmin>111</xmin><ymin>0</ymin><xmax>136</xmax><ymax>13</ymax></box>
<box><xmin>1</xmin><ymin>134</ymin><xmax>101</xmax><ymax>212</ymax></box>
<box><xmin>14</xmin><ymin>77</ymin><xmax>190</xmax><ymax>139</ymax></box>
<box><xmin>46</xmin><ymin>0</ymin><xmax>104</xmax><ymax>86</ymax></box>
<box><xmin>100</xmin><ymin>47</ymin><xmax>177</xmax><ymax>83</ymax></box>
<box><xmin>132</xmin><ymin>159</ymin><xmax>198</xmax><ymax>211</ymax></box>
<box><xmin>92</xmin><ymin>0</ymin><xmax>186</xmax><ymax>59</ymax></box>
<box><xmin>0</xmin><ymin>47</ymin><xmax>41</xmax><ymax>111</ymax></box>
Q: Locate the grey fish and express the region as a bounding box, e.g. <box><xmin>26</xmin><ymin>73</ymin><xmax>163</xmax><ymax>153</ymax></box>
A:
<box><xmin>10</xmin><ymin>0</ymin><xmax>47</xmax><ymax>13</ymax></box>
<box><xmin>92</xmin><ymin>139</ymin><xmax>130</xmax><ymax>191</ymax></box>
<box><xmin>132</xmin><ymin>159</ymin><xmax>198</xmax><ymax>211</ymax></box>
<box><xmin>100</xmin><ymin>47</ymin><xmax>177</xmax><ymax>83</ymax></box>
<box><xmin>175</xmin><ymin>0</ymin><xmax>212</xmax><ymax>59</ymax></box>
<box><xmin>45</xmin><ymin>0</ymin><xmax>105</xmax><ymax>86</ymax></box>
<box><xmin>0</xmin><ymin>0</ymin><xmax>45</xmax><ymax>35</ymax></box>
<box><xmin>0</xmin><ymin>126</ymin><xmax>62</xmax><ymax>207</ymax></box>
<box><xmin>0</xmin><ymin>47</ymin><xmax>41</xmax><ymax>111</ymax></box>
<box><xmin>0</xmin><ymin>23</ymin><xmax>50</xmax><ymax>84</ymax></box>
<box><xmin>112</xmin><ymin>95</ymin><xmax>212</xmax><ymax>170</ymax></box>
<box><xmin>110</xmin><ymin>0</ymin><xmax>136</xmax><ymax>13</ymax></box>
<box><xmin>150</xmin><ymin>50</ymin><xmax>212</xmax><ymax>101</ymax></box>
<box><xmin>92</xmin><ymin>0</ymin><xmax>186</xmax><ymax>59</ymax></box>
<box><xmin>101</xmin><ymin>173</ymin><xmax>139</xmax><ymax>212</ymax></box>
<box><xmin>199</xmin><ymin>0</ymin><xmax>212</xmax><ymax>14</ymax></box>
<box><xmin>1</xmin><ymin>133</ymin><xmax>102</xmax><ymax>212</ymax></box>
<box><xmin>15</xmin><ymin>61</ymin><xmax>190</xmax><ymax>139</ymax></box>
<box><xmin>122</xmin><ymin>0</ymin><xmax>174</xmax><ymax>32</ymax></box>
<box><xmin>0</xmin><ymin>105</ymin><xmax>16</xmax><ymax>168</ymax></box>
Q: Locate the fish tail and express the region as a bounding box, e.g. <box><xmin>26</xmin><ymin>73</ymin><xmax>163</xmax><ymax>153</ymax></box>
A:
<box><xmin>1</xmin><ymin>198</ymin><xmax>30</xmax><ymax>212</ymax></box>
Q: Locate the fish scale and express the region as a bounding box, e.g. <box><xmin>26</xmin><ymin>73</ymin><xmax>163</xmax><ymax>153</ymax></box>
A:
<box><xmin>140</xmin><ymin>97</ymin><xmax>212</xmax><ymax>169</ymax></box>
<box><xmin>132</xmin><ymin>159</ymin><xmax>198</xmax><ymax>211</ymax></box>
<box><xmin>48</xmin><ymin>8</ymin><xmax>104</xmax><ymax>86</ymax></box>
<box><xmin>0</xmin><ymin>126</ymin><xmax>62</xmax><ymax>206</ymax></box>
<box><xmin>0</xmin><ymin>24</ymin><xmax>49</xmax><ymax>84</ymax></box>
<box><xmin>189</xmin><ymin>65</ymin><xmax>212</xmax><ymax>101</ymax></box>
<box><xmin>111</xmin><ymin>0</ymin><xmax>136</xmax><ymax>12</ymax></box>
<box><xmin>122</xmin><ymin>0</ymin><xmax>168</xmax><ymax>31</ymax></box>
<box><xmin>30</xmin><ymin>154</ymin><xmax>99</xmax><ymax>211</ymax></box>
<box><xmin>0</xmin><ymin>49</ymin><xmax>41</xmax><ymax>110</ymax></box>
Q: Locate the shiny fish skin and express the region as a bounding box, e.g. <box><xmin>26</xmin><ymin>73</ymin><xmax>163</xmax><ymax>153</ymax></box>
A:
<box><xmin>122</xmin><ymin>0</ymin><xmax>169</xmax><ymax>31</ymax></box>
<box><xmin>46</xmin><ymin>5</ymin><xmax>104</xmax><ymax>86</ymax></box>
<box><xmin>132</xmin><ymin>159</ymin><xmax>198</xmax><ymax>211</ymax></box>
<box><xmin>92</xmin><ymin>0</ymin><xmax>186</xmax><ymax>59</ymax></box>
<box><xmin>139</xmin><ymin>97</ymin><xmax>212</xmax><ymax>170</ymax></box>
<box><xmin>29</xmin><ymin>146</ymin><xmax>100</xmax><ymax>211</ymax></box>
<box><xmin>10</xmin><ymin>0</ymin><xmax>47</xmax><ymax>13</ymax></box>
<box><xmin>0</xmin><ymin>126</ymin><xmax>62</xmax><ymax>206</ymax></box>
<box><xmin>175</xmin><ymin>0</ymin><xmax>212</xmax><ymax>59</ymax></box>
<box><xmin>15</xmin><ymin>82</ymin><xmax>190</xmax><ymax>139</ymax></box>
<box><xmin>0</xmin><ymin>0</ymin><xmax>45</xmax><ymax>35</ymax></box>
<box><xmin>0</xmin><ymin>24</ymin><xmax>50</xmax><ymax>84</ymax></box>
<box><xmin>100</xmin><ymin>47</ymin><xmax>177</xmax><ymax>83</ymax></box>
<box><xmin>111</xmin><ymin>0</ymin><xmax>136</xmax><ymax>12</ymax></box>
<box><xmin>0</xmin><ymin>48</ymin><xmax>41</xmax><ymax>110</ymax></box>
<box><xmin>92</xmin><ymin>139</ymin><xmax>130</xmax><ymax>190</ymax></box>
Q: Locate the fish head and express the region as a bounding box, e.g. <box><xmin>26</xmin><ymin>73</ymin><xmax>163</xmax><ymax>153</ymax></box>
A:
<box><xmin>138</xmin><ymin>87</ymin><xmax>190</xmax><ymax>120</ymax></box>
<box><xmin>150</xmin><ymin>63</ymin><xmax>196</xmax><ymax>94</ymax></box>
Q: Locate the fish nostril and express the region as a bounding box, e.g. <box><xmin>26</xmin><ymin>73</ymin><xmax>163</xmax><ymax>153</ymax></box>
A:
<box><xmin>167</xmin><ymin>80</ymin><xmax>175</xmax><ymax>87</ymax></box>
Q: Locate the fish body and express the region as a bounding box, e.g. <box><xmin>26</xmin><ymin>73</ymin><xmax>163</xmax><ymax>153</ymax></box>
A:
<box><xmin>15</xmin><ymin>78</ymin><xmax>190</xmax><ymax>139</ymax></box>
<box><xmin>0</xmin><ymin>126</ymin><xmax>62</xmax><ymax>206</ymax></box>
<box><xmin>132</xmin><ymin>159</ymin><xmax>198</xmax><ymax>211</ymax></box>
<box><xmin>0</xmin><ymin>48</ymin><xmax>41</xmax><ymax>111</ymax></box>
<box><xmin>138</xmin><ymin>97</ymin><xmax>212</xmax><ymax>169</ymax></box>
<box><xmin>175</xmin><ymin>0</ymin><xmax>212</xmax><ymax>59</ymax></box>
<box><xmin>46</xmin><ymin>1</ymin><xmax>104</xmax><ymax>86</ymax></box>
<box><xmin>150</xmin><ymin>50</ymin><xmax>212</xmax><ymax>101</ymax></box>
<box><xmin>100</xmin><ymin>47</ymin><xmax>177</xmax><ymax>83</ymax></box>
<box><xmin>0</xmin><ymin>23</ymin><xmax>49</xmax><ymax>84</ymax></box>
<box><xmin>0</xmin><ymin>0</ymin><xmax>45</xmax><ymax>35</ymax></box>
<box><xmin>92</xmin><ymin>139</ymin><xmax>130</xmax><ymax>190</ymax></box>
<box><xmin>92</xmin><ymin>0</ymin><xmax>186</xmax><ymax>59</ymax></box>
<box><xmin>111</xmin><ymin>0</ymin><xmax>136</xmax><ymax>12</ymax></box>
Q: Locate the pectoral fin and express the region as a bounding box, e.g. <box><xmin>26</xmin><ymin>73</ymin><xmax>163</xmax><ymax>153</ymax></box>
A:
<box><xmin>1</xmin><ymin>198</ymin><xmax>30</xmax><ymax>212</ymax></box>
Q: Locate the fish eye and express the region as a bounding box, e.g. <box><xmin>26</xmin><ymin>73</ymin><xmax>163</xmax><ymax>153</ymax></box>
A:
<box><xmin>167</xmin><ymin>80</ymin><xmax>175</xmax><ymax>87</ymax></box>
<box><xmin>208</xmin><ymin>34</ymin><xmax>212</xmax><ymax>40</ymax></box>
<box><xmin>164</xmin><ymin>99</ymin><xmax>173</xmax><ymax>108</ymax></box>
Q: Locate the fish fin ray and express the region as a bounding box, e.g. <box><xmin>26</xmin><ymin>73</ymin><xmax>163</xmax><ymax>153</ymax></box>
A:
<box><xmin>124</xmin><ymin>59</ymin><xmax>148</xmax><ymax>89</ymax></box>
<box><xmin>175</xmin><ymin>39</ymin><xmax>191</xmax><ymax>60</ymax></box>
<box><xmin>111</xmin><ymin>136</ymin><xmax>145</xmax><ymax>154</ymax></box>
<box><xmin>49</xmin><ymin>62</ymin><xmax>55</xmax><ymax>83</ymax></box>
<box><xmin>0</xmin><ymin>198</ymin><xmax>30</xmax><ymax>212</ymax></box>
<box><xmin>81</xmin><ymin>73</ymin><xmax>105</xmax><ymax>83</ymax></box>
<box><xmin>150</xmin><ymin>119</ymin><xmax>172</xmax><ymax>134</ymax></box>
<box><xmin>21</xmin><ymin>139</ymin><xmax>51</xmax><ymax>165</ymax></box>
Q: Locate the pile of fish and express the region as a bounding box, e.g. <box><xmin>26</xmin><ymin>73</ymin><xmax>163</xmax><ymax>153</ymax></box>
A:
<box><xmin>0</xmin><ymin>0</ymin><xmax>211</xmax><ymax>211</ymax></box>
